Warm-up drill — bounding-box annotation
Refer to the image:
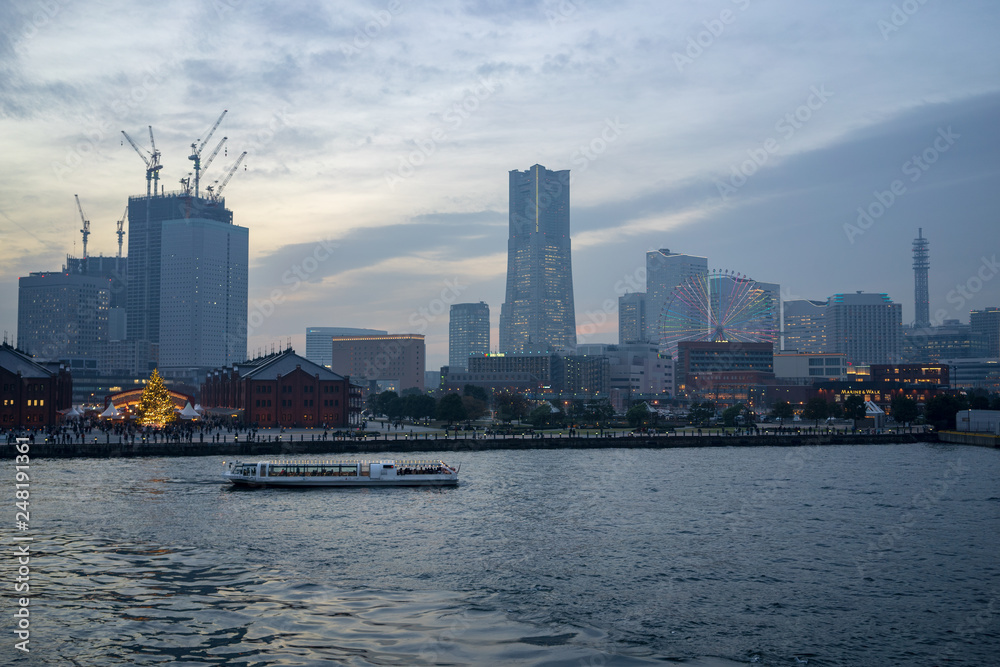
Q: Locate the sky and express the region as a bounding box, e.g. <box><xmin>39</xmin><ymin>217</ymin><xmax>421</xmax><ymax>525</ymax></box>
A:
<box><xmin>2</xmin><ymin>0</ymin><xmax>999</xmax><ymax>371</ymax></box>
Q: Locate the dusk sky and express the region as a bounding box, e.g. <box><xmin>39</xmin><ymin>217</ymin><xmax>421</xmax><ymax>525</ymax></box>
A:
<box><xmin>2</xmin><ymin>0</ymin><xmax>998</xmax><ymax>370</ymax></box>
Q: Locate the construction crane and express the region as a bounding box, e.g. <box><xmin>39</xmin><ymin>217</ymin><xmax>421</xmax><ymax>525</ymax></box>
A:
<box><xmin>205</xmin><ymin>151</ymin><xmax>247</xmax><ymax>201</ymax></box>
<box><xmin>75</xmin><ymin>194</ymin><xmax>90</xmax><ymax>259</ymax></box>
<box><xmin>121</xmin><ymin>127</ymin><xmax>163</xmax><ymax>197</ymax></box>
<box><xmin>116</xmin><ymin>206</ymin><xmax>127</xmax><ymax>259</ymax></box>
<box><xmin>189</xmin><ymin>109</ymin><xmax>227</xmax><ymax>198</ymax></box>
<box><xmin>201</xmin><ymin>136</ymin><xmax>227</xmax><ymax>178</ymax></box>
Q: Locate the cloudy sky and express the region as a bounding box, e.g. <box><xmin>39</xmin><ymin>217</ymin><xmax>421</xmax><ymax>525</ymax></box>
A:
<box><xmin>2</xmin><ymin>0</ymin><xmax>998</xmax><ymax>370</ymax></box>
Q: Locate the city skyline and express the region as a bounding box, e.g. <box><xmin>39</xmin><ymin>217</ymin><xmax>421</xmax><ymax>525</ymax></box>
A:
<box><xmin>2</xmin><ymin>2</ymin><xmax>999</xmax><ymax>372</ymax></box>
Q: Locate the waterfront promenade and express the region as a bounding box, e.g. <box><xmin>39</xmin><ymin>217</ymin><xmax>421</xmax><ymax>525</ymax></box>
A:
<box><xmin>2</xmin><ymin>427</ymin><xmax>943</xmax><ymax>459</ymax></box>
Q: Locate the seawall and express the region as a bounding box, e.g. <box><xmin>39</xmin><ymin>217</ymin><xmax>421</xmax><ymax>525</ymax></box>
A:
<box><xmin>1</xmin><ymin>431</ymin><xmax>947</xmax><ymax>460</ymax></box>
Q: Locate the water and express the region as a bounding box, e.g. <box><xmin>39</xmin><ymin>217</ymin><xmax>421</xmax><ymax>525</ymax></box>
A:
<box><xmin>7</xmin><ymin>443</ymin><xmax>1000</xmax><ymax>665</ymax></box>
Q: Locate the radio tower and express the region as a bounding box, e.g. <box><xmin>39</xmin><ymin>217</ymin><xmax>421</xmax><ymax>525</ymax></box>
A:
<box><xmin>913</xmin><ymin>228</ymin><xmax>930</xmax><ymax>328</ymax></box>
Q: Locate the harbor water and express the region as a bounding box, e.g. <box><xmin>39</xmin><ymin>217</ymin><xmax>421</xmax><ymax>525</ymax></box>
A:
<box><xmin>7</xmin><ymin>443</ymin><xmax>1000</xmax><ymax>665</ymax></box>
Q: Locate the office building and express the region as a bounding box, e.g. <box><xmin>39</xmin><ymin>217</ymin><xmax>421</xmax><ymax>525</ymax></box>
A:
<box><xmin>66</xmin><ymin>254</ymin><xmax>128</xmax><ymax>340</ymax></box>
<box><xmin>645</xmin><ymin>249</ymin><xmax>708</xmax><ymax>345</ymax></box>
<box><xmin>17</xmin><ymin>271</ymin><xmax>110</xmax><ymax>365</ymax></box>
<box><xmin>783</xmin><ymin>299</ymin><xmax>827</xmax><ymax>353</ymax></box>
<box><xmin>970</xmin><ymin>308</ymin><xmax>1000</xmax><ymax>358</ymax></box>
<box><xmin>902</xmin><ymin>321</ymin><xmax>972</xmax><ymax>363</ymax></box>
<box><xmin>305</xmin><ymin>327</ymin><xmax>388</xmax><ymax>368</ymax></box>
<box><xmin>773</xmin><ymin>353</ymin><xmax>848</xmax><ymax>383</ymax></box>
<box><xmin>330</xmin><ymin>334</ymin><xmax>425</xmax><ymax>392</ymax></box>
<box><xmin>618</xmin><ymin>292</ymin><xmax>647</xmax><ymax>344</ymax></box>
<box><xmin>449</xmin><ymin>302</ymin><xmax>490</xmax><ymax>370</ymax></box>
<box><xmin>825</xmin><ymin>292</ymin><xmax>902</xmax><ymax>365</ymax></box>
<box><xmin>157</xmin><ymin>216</ymin><xmax>249</xmax><ymax>374</ymax></box>
<box><xmin>499</xmin><ymin>164</ymin><xmax>576</xmax><ymax>354</ymax></box>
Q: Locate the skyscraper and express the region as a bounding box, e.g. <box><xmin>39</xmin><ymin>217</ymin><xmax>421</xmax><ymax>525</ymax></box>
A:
<box><xmin>913</xmin><ymin>228</ymin><xmax>930</xmax><ymax>328</ymax></box>
<box><xmin>970</xmin><ymin>308</ymin><xmax>1000</xmax><ymax>358</ymax></box>
<box><xmin>305</xmin><ymin>327</ymin><xmax>388</xmax><ymax>368</ymax></box>
<box><xmin>618</xmin><ymin>292</ymin><xmax>647</xmax><ymax>343</ymax></box>
<box><xmin>17</xmin><ymin>271</ymin><xmax>110</xmax><ymax>363</ymax></box>
<box><xmin>158</xmin><ymin>217</ymin><xmax>249</xmax><ymax>370</ymax></box>
<box><xmin>825</xmin><ymin>292</ymin><xmax>902</xmax><ymax>365</ymax></box>
<box><xmin>499</xmin><ymin>164</ymin><xmax>576</xmax><ymax>353</ymax></box>
<box><xmin>645</xmin><ymin>249</ymin><xmax>708</xmax><ymax>345</ymax></box>
<box><xmin>126</xmin><ymin>192</ymin><xmax>246</xmax><ymax>375</ymax></box>
<box><xmin>449</xmin><ymin>302</ymin><xmax>490</xmax><ymax>370</ymax></box>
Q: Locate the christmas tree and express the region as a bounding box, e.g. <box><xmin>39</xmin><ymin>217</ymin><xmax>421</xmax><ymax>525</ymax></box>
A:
<box><xmin>137</xmin><ymin>369</ymin><xmax>177</xmax><ymax>427</ymax></box>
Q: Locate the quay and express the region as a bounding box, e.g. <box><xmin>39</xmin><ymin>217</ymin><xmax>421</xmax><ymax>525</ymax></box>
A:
<box><xmin>0</xmin><ymin>430</ymin><xmax>971</xmax><ymax>460</ymax></box>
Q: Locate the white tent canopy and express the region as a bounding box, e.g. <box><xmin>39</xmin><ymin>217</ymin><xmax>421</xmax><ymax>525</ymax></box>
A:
<box><xmin>178</xmin><ymin>402</ymin><xmax>200</xmax><ymax>420</ymax></box>
<box><xmin>100</xmin><ymin>402</ymin><xmax>121</xmax><ymax>418</ymax></box>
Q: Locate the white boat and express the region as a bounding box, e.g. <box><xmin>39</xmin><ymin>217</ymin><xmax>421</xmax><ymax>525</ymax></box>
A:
<box><xmin>222</xmin><ymin>459</ymin><xmax>460</xmax><ymax>487</ymax></box>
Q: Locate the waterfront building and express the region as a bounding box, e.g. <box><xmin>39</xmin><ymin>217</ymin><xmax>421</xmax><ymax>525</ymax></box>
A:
<box><xmin>645</xmin><ymin>249</ymin><xmax>708</xmax><ymax>345</ymax></box>
<box><xmin>305</xmin><ymin>327</ymin><xmax>388</xmax><ymax>368</ymax></box>
<box><xmin>499</xmin><ymin>164</ymin><xmax>576</xmax><ymax>354</ymax></box>
<box><xmin>824</xmin><ymin>292</ymin><xmax>902</xmax><ymax>365</ymax></box>
<box><xmin>330</xmin><ymin>334</ymin><xmax>425</xmax><ymax>392</ymax></box>
<box><xmin>618</xmin><ymin>292</ymin><xmax>647</xmax><ymax>344</ymax></box>
<box><xmin>0</xmin><ymin>342</ymin><xmax>73</xmax><ymax>427</ymax></box>
<box><xmin>201</xmin><ymin>348</ymin><xmax>359</xmax><ymax>427</ymax></box>
<box><xmin>449</xmin><ymin>302</ymin><xmax>490</xmax><ymax>371</ymax></box>
<box><xmin>782</xmin><ymin>299</ymin><xmax>827</xmax><ymax>353</ymax></box>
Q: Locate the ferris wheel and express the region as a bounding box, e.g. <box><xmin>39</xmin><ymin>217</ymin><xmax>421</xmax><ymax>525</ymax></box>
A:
<box><xmin>658</xmin><ymin>270</ymin><xmax>777</xmax><ymax>351</ymax></box>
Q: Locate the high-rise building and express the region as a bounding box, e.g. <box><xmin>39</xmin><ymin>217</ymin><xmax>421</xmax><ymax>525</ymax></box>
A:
<box><xmin>330</xmin><ymin>334</ymin><xmax>425</xmax><ymax>392</ymax></box>
<box><xmin>126</xmin><ymin>193</ymin><xmax>235</xmax><ymax>345</ymax></box>
<box><xmin>783</xmin><ymin>299</ymin><xmax>827</xmax><ymax>353</ymax></box>
<box><xmin>825</xmin><ymin>292</ymin><xmax>902</xmax><ymax>365</ymax></box>
<box><xmin>305</xmin><ymin>327</ymin><xmax>388</xmax><ymax>368</ymax></box>
<box><xmin>618</xmin><ymin>292</ymin><xmax>647</xmax><ymax>344</ymax></box>
<box><xmin>913</xmin><ymin>228</ymin><xmax>930</xmax><ymax>328</ymax></box>
<box><xmin>449</xmin><ymin>302</ymin><xmax>490</xmax><ymax>370</ymax></box>
<box><xmin>17</xmin><ymin>271</ymin><xmax>110</xmax><ymax>364</ymax></box>
<box><xmin>499</xmin><ymin>164</ymin><xmax>576</xmax><ymax>354</ymax></box>
<box><xmin>125</xmin><ymin>192</ymin><xmax>245</xmax><ymax>378</ymax></box>
<box><xmin>902</xmin><ymin>321</ymin><xmax>972</xmax><ymax>363</ymax></box>
<box><xmin>970</xmin><ymin>308</ymin><xmax>1000</xmax><ymax>358</ymax></box>
<box><xmin>157</xmin><ymin>217</ymin><xmax>249</xmax><ymax>372</ymax></box>
<box><xmin>645</xmin><ymin>249</ymin><xmax>708</xmax><ymax>345</ymax></box>
<box><xmin>66</xmin><ymin>254</ymin><xmax>127</xmax><ymax>340</ymax></box>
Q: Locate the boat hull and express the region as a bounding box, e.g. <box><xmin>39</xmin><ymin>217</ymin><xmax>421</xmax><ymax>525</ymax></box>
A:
<box><xmin>223</xmin><ymin>474</ymin><xmax>458</xmax><ymax>488</ymax></box>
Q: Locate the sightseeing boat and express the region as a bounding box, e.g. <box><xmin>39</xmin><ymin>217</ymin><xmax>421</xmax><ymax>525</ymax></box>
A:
<box><xmin>222</xmin><ymin>459</ymin><xmax>460</xmax><ymax>487</ymax></box>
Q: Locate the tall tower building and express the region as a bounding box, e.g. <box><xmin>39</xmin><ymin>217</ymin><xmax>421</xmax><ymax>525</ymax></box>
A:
<box><xmin>126</xmin><ymin>192</ymin><xmax>246</xmax><ymax>375</ymax></box>
<box><xmin>913</xmin><ymin>228</ymin><xmax>930</xmax><ymax>328</ymax></box>
<box><xmin>305</xmin><ymin>327</ymin><xmax>388</xmax><ymax>368</ymax></box>
<box><xmin>449</xmin><ymin>302</ymin><xmax>490</xmax><ymax>370</ymax></box>
<box><xmin>825</xmin><ymin>292</ymin><xmax>902</xmax><ymax>365</ymax></box>
<box><xmin>645</xmin><ymin>249</ymin><xmax>708</xmax><ymax>345</ymax></box>
<box><xmin>158</xmin><ymin>217</ymin><xmax>249</xmax><ymax>371</ymax></box>
<box><xmin>499</xmin><ymin>164</ymin><xmax>576</xmax><ymax>353</ymax></box>
<box><xmin>618</xmin><ymin>292</ymin><xmax>647</xmax><ymax>343</ymax></box>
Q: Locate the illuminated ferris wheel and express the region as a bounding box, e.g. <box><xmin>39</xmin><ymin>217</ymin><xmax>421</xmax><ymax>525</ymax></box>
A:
<box><xmin>658</xmin><ymin>270</ymin><xmax>777</xmax><ymax>351</ymax></box>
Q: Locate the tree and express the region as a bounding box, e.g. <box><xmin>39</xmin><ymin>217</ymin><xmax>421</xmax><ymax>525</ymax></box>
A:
<box><xmin>968</xmin><ymin>390</ymin><xmax>990</xmax><ymax>410</ymax></box>
<box><xmin>924</xmin><ymin>393</ymin><xmax>968</xmax><ymax>431</ymax></box>
<box><xmin>436</xmin><ymin>393</ymin><xmax>467</xmax><ymax>424</ymax></box>
<box><xmin>400</xmin><ymin>387</ymin><xmax>422</xmax><ymax>397</ymax></box>
<box><xmin>494</xmin><ymin>392</ymin><xmax>529</xmax><ymax>423</ymax></box>
<box><xmin>404</xmin><ymin>394</ymin><xmax>436</xmax><ymax>421</ymax></box>
<box><xmin>721</xmin><ymin>403</ymin><xmax>745</xmax><ymax>427</ymax></box>
<box><xmin>890</xmin><ymin>396</ymin><xmax>919</xmax><ymax>425</ymax></box>
<box><xmin>461</xmin><ymin>395</ymin><xmax>487</xmax><ymax>421</ymax></box>
<box><xmin>827</xmin><ymin>401</ymin><xmax>844</xmax><ymax>419</ymax></box>
<box><xmin>771</xmin><ymin>401</ymin><xmax>794</xmax><ymax>425</ymax></box>
<box><xmin>385</xmin><ymin>396</ymin><xmax>406</xmax><ymax>422</ymax></box>
<box><xmin>463</xmin><ymin>384</ymin><xmax>489</xmax><ymax>404</ymax></box>
<box><xmin>843</xmin><ymin>395</ymin><xmax>867</xmax><ymax>425</ymax></box>
<box><xmin>528</xmin><ymin>404</ymin><xmax>563</xmax><ymax>428</ymax></box>
<box><xmin>374</xmin><ymin>391</ymin><xmax>398</xmax><ymax>418</ymax></box>
<box><xmin>626</xmin><ymin>402</ymin><xmax>651</xmax><ymax>428</ymax></box>
<box><xmin>802</xmin><ymin>397</ymin><xmax>829</xmax><ymax>426</ymax></box>
<box><xmin>137</xmin><ymin>369</ymin><xmax>176</xmax><ymax>427</ymax></box>
<box><xmin>581</xmin><ymin>398</ymin><xmax>614</xmax><ymax>425</ymax></box>
<box><xmin>688</xmin><ymin>401</ymin><xmax>715</xmax><ymax>426</ymax></box>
